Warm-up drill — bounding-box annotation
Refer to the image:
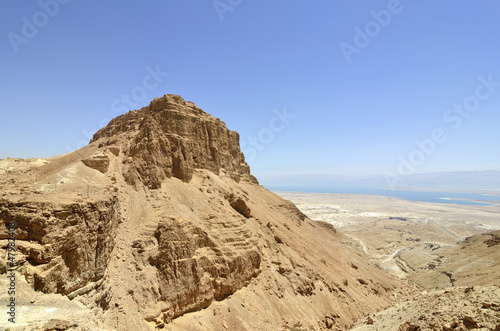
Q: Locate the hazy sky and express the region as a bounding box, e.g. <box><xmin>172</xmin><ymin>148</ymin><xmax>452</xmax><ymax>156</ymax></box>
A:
<box><xmin>1</xmin><ymin>1</ymin><xmax>499</xmax><ymax>178</ymax></box>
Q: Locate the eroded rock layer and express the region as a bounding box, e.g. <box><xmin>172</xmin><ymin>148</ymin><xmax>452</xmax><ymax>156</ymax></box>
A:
<box><xmin>0</xmin><ymin>198</ymin><xmax>120</xmax><ymax>295</ymax></box>
<box><xmin>91</xmin><ymin>94</ymin><xmax>257</xmax><ymax>188</ymax></box>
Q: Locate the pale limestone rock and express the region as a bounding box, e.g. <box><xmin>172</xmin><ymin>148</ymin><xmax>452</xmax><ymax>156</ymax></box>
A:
<box><xmin>82</xmin><ymin>152</ymin><xmax>110</xmax><ymax>173</ymax></box>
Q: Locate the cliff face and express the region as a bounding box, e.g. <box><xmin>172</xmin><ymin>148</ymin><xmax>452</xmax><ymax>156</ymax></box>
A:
<box><xmin>0</xmin><ymin>94</ymin><xmax>407</xmax><ymax>330</ymax></box>
<box><xmin>91</xmin><ymin>94</ymin><xmax>256</xmax><ymax>188</ymax></box>
<box><xmin>130</xmin><ymin>211</ymin><xmax>262</xmax><ymax>322</ymax></box>
<box><xmin>0</xmin><ymin>198</ymin><xmax>120</xmax><ymax>295</ymax></box>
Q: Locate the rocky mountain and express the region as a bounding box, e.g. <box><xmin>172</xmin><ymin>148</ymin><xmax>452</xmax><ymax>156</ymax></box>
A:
<box><xmin>0</xmin><ymin>95</ymin><xmax>408</xmax><ymax>330</ymax></box>
<box><xmin>89</xmin><ymin>94</ymin><xmax>257</xmax><ymax>188</ymax></box>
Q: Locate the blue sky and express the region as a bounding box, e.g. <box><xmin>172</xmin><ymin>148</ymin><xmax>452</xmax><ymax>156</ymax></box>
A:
<box><xmin>1</xmin><ymin>1</ymin><xmax>499</xmax><ymax>179</ymax></box>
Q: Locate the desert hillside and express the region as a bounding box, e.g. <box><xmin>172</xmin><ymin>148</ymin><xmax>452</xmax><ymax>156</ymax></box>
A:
<box><xmin>278</xmin><ymin>191</ymin><xmax>500</xmax><ymax>330</ymax></box>
<box><xmin>0</xmin><ymin>95</ymin><xmax>410</xmax><ymax>330</ymax></box>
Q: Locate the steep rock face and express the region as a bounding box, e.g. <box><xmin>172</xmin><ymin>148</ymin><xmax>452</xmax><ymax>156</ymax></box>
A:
<box><xmin>0</xmin><ymin>198</ymin><xmax>120</xmax><ymax>295</ymax></box>
<box><xmin>141</xmin><ymin>216</ymin><xmax>261</xmax><ymax>321</ymax></box>
<box><xmin>91</xmin><ymin>94</ymin><xmax>256</xmax><ymax>188</ymax></box>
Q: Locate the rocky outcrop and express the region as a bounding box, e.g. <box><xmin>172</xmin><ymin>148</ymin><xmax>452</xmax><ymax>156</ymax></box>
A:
<box><xmin>485</xmin><ymin>230</ymin><xmax>500</xmax><ymax>247</ymax></box>
<box><xmin>351</xmin><ymin>286</ymin><xmax>500</xmax><ymax>331</ymax></box>
<box><xmin>91</xmin><ymin>94</ymin><xmax>257</xmax><ymax>188</ymax></box>
<box><xmin>228</xmin><ymin>194</ymin><xmax>253</xmax><ymax>218</ymax></box>
<box><xmin>0</xmin><ymin>197</ymin><xmax>120</xmax><ymax>295</ymax></box>
<box><xmin>82</xmin><ymin>151</ymin><xmax>110</xmax><ymax>173</ymax></box>
<box><xmin>142</xmin><ymin>217</ymin><xmax>261</xmax><ymax>321</ymax></box>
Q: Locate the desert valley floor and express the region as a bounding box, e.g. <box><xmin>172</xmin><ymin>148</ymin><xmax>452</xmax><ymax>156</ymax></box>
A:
<box><xmin>275</xmin><ymin>191</ymin><xmax>500</xmax><ymax>330</ymax></box>
<box><xmin>275</xmin><ymin>191</ymin><xmax>500</xmax><ymax>286</ymax></box>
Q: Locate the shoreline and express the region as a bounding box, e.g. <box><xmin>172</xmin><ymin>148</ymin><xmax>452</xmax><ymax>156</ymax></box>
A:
<box><xmin>270</xmin><ymin>188</ymin><xmax>500</xmax><ymax>207</ymax></box>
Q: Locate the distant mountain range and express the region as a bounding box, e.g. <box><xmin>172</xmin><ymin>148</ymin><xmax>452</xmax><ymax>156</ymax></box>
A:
<box><xmin>258</xmin><ymin>170</ymin><xmax>500</xmax><ymax>193</ymax></box>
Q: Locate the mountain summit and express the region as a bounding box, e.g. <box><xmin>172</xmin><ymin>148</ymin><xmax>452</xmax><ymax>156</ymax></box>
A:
<box><xmin>90</xmin><ymin>94</ymin><xmax>257</xmax><ymax>188</ymax></box>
